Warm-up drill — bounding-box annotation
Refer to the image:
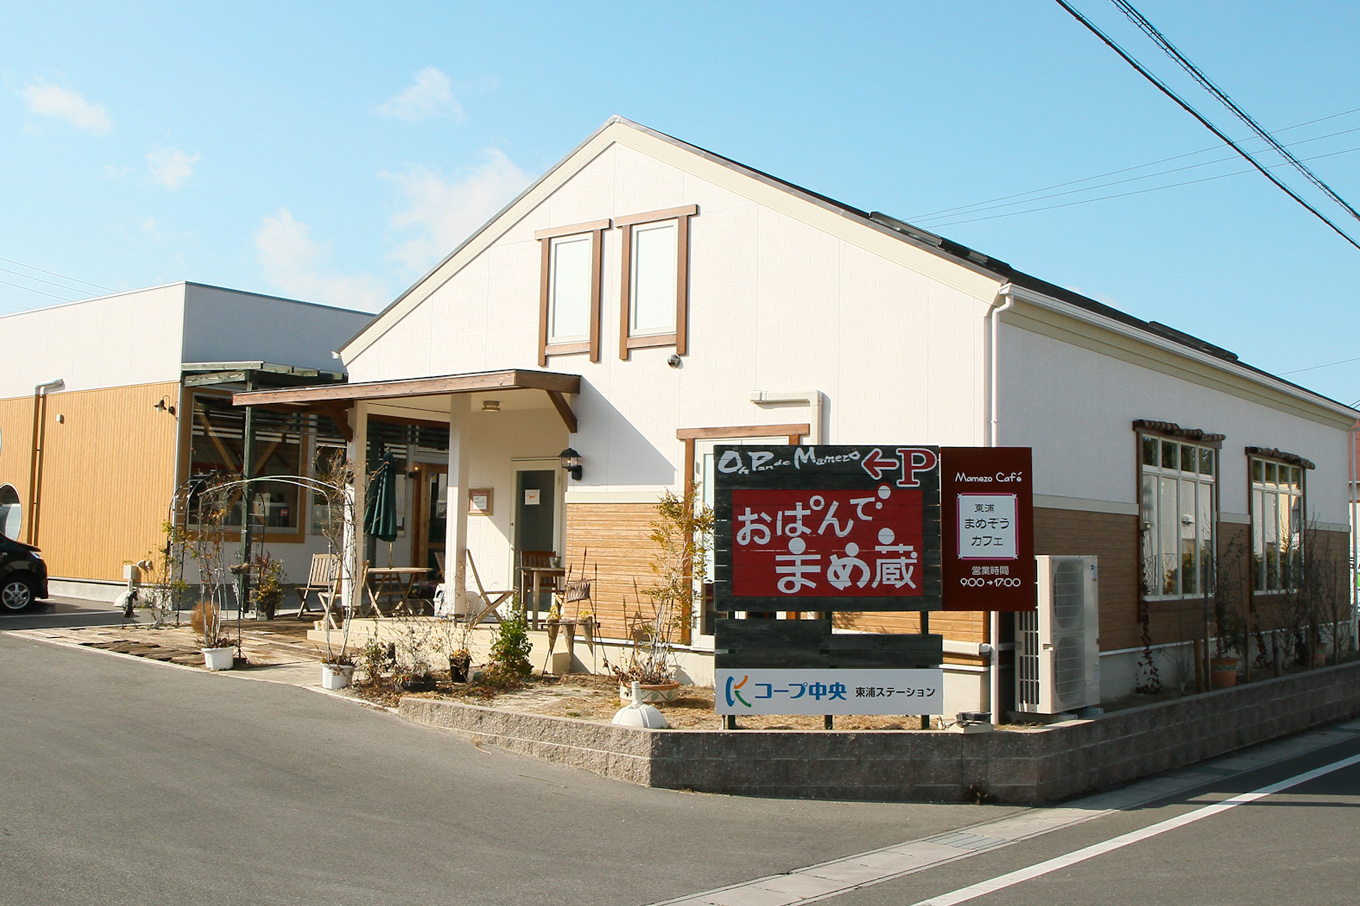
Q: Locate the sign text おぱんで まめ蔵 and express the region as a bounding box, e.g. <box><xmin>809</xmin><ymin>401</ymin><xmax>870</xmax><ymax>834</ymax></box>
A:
<box><xmin>713</xmin><ymin>445</ymin><xmax>942</xmax><ymax>612</ymax></box>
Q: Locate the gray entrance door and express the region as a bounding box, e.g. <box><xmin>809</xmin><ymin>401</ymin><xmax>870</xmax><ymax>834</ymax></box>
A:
<box><xmin>514</xmin><ymin>469</ymin><xmax>557</xmax><ymax>554</ymax></box>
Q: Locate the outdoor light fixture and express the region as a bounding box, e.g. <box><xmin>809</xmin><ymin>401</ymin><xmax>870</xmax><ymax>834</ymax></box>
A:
<box><xmin>481</xmin><ymin>399</ymin><xmax>500</xmax><ymax>412</ymax></box>
<box><xmin>559</xmin><ymin>447</ymin><xmax>582</xmax><ymax>480</ymax></box>
<box><xmin>153</xmin><ymin>397</ymin><xmax>177</xmax><ymax>416</ymax></box>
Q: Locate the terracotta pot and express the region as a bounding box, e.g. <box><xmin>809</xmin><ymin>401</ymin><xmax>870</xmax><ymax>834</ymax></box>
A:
<box><xmin>1210</xmin><ymin>656</ymin><xmax>1239</xmax><ymax>689</ymax></box>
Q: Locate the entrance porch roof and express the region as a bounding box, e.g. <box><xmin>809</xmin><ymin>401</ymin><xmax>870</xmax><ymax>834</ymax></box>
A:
<box><xmin>231</xmin><ymin>368</ymin><xmax>581</xmax><ymax>440</ymax></box>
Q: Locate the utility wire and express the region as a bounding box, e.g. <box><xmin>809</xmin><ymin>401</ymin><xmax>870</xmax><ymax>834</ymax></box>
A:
<box><xmin>911</xmin><ymin>106</ymin><xmax>1360</xmax><ymax>221</ymax></box>
<box><xmin>1054</xmin><ymin>0</ymin><xmax>1360</xmax><ymax>252</ymax></box>
<box><xmin>0</xmin><ymin>278</ymin><xmax>84</xmax><ymax>304</ymax></box>
<box><xmin>924</xmin><ymin>144</ymin><xmax>1360</xmax><ymax>229</ymax></box>
<box><xmin>1112</xmin><ymin>0</ymin><xmax>1360</xmax><ymax>224</ymax></box>
<box><xmin>913</xmin><ymin>121</ymin><xmax>1360</xmax><ymax>222</ymax></box>
<box><xmin>0</xmin><ymin>254</ymin><xmax>117</xmax><ymax>292</ymax></box>
<box><xmin>917</xmin><ymin>128</ymin><xmax>1360</xmax><ymax>225</ymax></box>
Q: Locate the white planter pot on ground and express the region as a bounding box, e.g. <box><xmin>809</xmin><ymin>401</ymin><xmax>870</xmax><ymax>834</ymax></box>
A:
<box><xmin>320</xmin><ymin>663</ymin><xmax>356</xmax><ymax>690</ymax></box>
<box><xmin>202</xmin><ymin>646</ymin><xmax>234</xmax><ymax>671</ymax></box>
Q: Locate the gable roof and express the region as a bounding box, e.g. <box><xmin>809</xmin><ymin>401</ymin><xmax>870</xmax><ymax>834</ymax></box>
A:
<box><xmin>342</xmin><ymin>116</ymin><xmax>1352</xmax><ymax>419</ymax></box>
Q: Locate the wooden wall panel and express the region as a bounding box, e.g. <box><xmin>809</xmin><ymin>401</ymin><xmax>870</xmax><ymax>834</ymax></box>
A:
<box><xmin>3</xmin><ymin>383</ymin><xmax>181</xmax><ymax>581</ymax></box>
<box><xmin>1034</xmin><ymin>507</ymin><xmax>1142</xmax><ymax>651</ymax></box>
<box><xmin>564</xmin><ymin>502</ymin><xmax>662</xmax><ymax>639</ymax></box>
<box><xmin>0</xmin><ymin>396</ymin><xmax>37</xmax><ymax>512</ymax></box>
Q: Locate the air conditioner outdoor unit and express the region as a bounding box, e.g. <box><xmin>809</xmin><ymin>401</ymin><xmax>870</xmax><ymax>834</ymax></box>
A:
<box><xmin>1016</xmin><ymin>555</ymin><xmax>1100</xmax><ymax>715</ymax></box>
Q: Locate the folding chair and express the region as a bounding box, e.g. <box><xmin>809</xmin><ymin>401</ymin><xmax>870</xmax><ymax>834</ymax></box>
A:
<box><xmin>295</xmin><ymin>553</ymin><xmax>341</xmax><ymax>624</ymax></box>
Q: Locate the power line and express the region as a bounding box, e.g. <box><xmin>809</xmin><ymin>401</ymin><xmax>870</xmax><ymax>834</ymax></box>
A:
<box><xmin>0</xmin><ymin>278</ymin><xmax>83</xmax><ymax>305</ymax></box>
<box><xmin>1111</xmin><ymin>0</ymin><xmax>1360</xmax><ymax>225</ymax></box>
<box><xmin>1054</xmin><ymin>0</ymin><xmax>1360</xmax><ymax>252</ymax></box>
<box><xmin>923</xmin><ymin>144</ymin><xmax>1360</xmax><ymax>229</ymax></box>
<box><xmin>0</xmin><ymin>255</ymin><xmax>115</xmax><ymax>293</ymax></box>
<box><xmin>911</xmin><ymin>119</ymin><xmax>1360</xmax><ymax>223</ymax></box>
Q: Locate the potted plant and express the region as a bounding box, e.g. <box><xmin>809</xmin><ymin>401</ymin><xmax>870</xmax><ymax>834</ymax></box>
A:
<box><xmin>192</xmin><ymin>599</ymin><xmax>235</xmax><ymax>670</ymax></box>
<box><xmin>249</xmin><ymin>552</ymin><xmax>286</xmax><ymax>621</ymax></box>
<box><xmin>320</xmin><ymin>652</ymin><xmax>356</xmax><ymax>690</ymax></box>
<box><xmin>434</xmin><ymin>607</ymin><xmax>476</xmax><ymax>683</ymax></box>
<box><xmin>606</xmin><ymin>490</ymin><xmax>712</xmax><ymax>702</ymax></box>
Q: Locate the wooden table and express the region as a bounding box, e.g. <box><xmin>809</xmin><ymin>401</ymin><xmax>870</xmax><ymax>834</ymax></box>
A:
<box><xmin>519</xmin><ymin>566</ymin><xmax>565</xmax><ymax>628</ymax></box>
<box><xmin>364</xmin><ymin>566</ymin><xmax>431</xmax><ymax>616</ymax></box>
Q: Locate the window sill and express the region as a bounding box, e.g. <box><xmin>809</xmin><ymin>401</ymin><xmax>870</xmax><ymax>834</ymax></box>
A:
<box><xmin>624</xmin><ymin>332</ymin><xmax>677</xmax><ymax>350</ymax></box>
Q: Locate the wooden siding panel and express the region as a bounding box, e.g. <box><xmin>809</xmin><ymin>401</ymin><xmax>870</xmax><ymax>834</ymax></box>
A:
<box><xmin>564</xmin><ymin>502</ymin><xmax>662</xmax><ymax>639</ymax></box>
<box><xmin>3</xmin><ymin>383</ymin><xmax>181</xmax><ymax>581</ymax></box>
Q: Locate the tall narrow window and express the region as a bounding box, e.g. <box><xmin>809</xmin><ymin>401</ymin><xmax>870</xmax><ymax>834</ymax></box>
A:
<box><xmin>617</xmin><ymin>204</ymin><xmax>697</xmax><ymax>359</ymax></box>
<box><xmin>1139</xmin><ymin>433</ymin><xmax>1216</xmax><ymax>598</ymax></box>
<box><xmin>536</xmin><ymin>219</ymin><xmax>608</xmax><ymax>366</ymax></box>
<box><xmin>1249</xmin><ymin>454</ymin><xmax>1306</xmax><ymax>592</ymax></box>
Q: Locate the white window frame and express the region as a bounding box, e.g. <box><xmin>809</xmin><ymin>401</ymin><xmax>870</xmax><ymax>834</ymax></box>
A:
<box><xmin>1140</xmin><ymin>433</ymin><xmax>1217</xmax><ymax>600</ymax></box>
<box><xmin>1250</xmin><ymin>456</ymin><xmax>1305</xmax><ymax>593</ymax></box>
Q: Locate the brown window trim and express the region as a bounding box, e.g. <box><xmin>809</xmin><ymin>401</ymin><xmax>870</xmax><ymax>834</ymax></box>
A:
<box><xmin>618</xmin><ymin>204</ymin><xmax>698</xmax><ymax>360</ymax></box>
<box><xmin>536</xmin><ymin>219</ymin><xmax>610</xmax><ymax>367</ymax></box>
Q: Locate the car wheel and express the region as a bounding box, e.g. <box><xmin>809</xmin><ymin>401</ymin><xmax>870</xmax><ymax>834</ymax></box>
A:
<box><xmin>1</xmin><ymin>575</ymin><xmax>37</xmax><ymax>612</ymax></box>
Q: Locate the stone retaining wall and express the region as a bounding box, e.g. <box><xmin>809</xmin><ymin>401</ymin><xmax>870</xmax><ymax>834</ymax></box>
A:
<box><xmin>400</xmin><ymin>660</ymin><xmax>1360</xmax><ymax>804</ymax></box>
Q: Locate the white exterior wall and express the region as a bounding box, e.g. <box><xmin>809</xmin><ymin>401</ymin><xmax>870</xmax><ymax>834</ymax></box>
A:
<box><xmin>0</xmin><ymin>285</ymin><xmax>187</xmax><ymax>396</ymax></box>
<box><xmin>348</xmin><ymin>140</ymin><xmax>994</xmax><ymax>494</ymax></box>
<box><xmin>1002</xmin><ymin>318</ymin><xmax>1352</xmax><ymax>526</ymax></box>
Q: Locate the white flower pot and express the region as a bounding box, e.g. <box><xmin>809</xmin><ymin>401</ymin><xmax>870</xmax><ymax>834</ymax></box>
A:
<box><xmin>618</xmin><ymin>681</ymin><xmax>681</xmax><ymax>704</ymax></box>
<box><xmin>202</xmin><ymin>646</ymin><xmax>234</xmax><ymax>671</ymax></box>
<box><xmin>321</xmin><ymin>663</ymin><xmax>356</xmax><ymax>690</ymax></box>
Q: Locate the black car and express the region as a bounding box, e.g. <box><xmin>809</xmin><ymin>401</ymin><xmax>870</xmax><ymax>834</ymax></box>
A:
<box><xmin>1</xmin><ymin>532</ymin><xmax>48</xmax><ymax>612</ymax></box>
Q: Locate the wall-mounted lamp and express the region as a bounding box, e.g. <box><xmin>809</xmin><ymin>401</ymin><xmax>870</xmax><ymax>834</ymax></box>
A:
<box><xmin>559</xmin><ymin>447</ymin><xmax>583</xmax><ymax>481</ymax></box>
<box><xmin>481</xmin><ymin>399</ymin><xmax>501</xmax><ymax>412</ymax></box>
<box><xmin>153</xmin><ymin>397</ymin><xmax>177</xmax><ymax>416</ymax></box>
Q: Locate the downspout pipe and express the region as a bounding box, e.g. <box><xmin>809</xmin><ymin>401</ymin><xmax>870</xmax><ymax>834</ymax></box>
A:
<box><xmin>27</xmin><ymin>378</ymin><xmax>65</xmax><ymax>546</ymax></box>
<box><xmin>987</xmin><ymin>290</ymin><xmax>1016</xmax><ymax>723</ymax></box>
<box><xmin>749</xmin><ymin>390</ymin><xmax>823</xmax><ymax>444</ymax></box>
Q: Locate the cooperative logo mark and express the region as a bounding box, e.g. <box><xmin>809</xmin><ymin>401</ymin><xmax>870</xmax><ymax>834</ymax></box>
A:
<box><xmin>724</xmin><ymin>674</ymin><xmax>751</xmax><ymax>709</ymax></box>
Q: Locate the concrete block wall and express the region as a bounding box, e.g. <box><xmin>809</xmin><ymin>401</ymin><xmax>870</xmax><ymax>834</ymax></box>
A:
<box><xmin>400</xmin><ymin>660</ymin><xmax>1360</xmax><ymax>804</ymax></box>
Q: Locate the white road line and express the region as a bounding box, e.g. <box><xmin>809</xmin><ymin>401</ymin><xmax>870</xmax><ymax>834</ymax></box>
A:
<box><xmin>910</xmin><ymin>752</ymin><xmax>1360</xmax><ymax>906</ymax></box>
<box><xmin>645</xmin><ymin>720</ymin><xmax>1360</xmax><ymax>906</ymax></box>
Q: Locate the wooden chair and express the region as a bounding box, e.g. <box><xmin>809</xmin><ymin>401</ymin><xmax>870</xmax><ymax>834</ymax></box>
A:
<box><xmin>295</xmin><ymin>553</ymin><xmax>341</xmax><ymax>626</ymax></box>
<box><xmin>465</xmin><ymin>550</ymin><xmax>514</xmax><ymax>622</ymax></box>
<box><xmin>518</xmin><ymin>550</ymin><xmax>563</xmax><ymax>627</ymax></box>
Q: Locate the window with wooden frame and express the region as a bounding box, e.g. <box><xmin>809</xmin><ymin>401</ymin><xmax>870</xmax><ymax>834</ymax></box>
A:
<box><xmin>617</xmin><ymin>205</ymin><xmax>697</xmax><ymax>359</ymax></box>
<box><xmin>536</xmin><ymin>219</ymin><xmax>609</xmax><ymax>366</ymax></box>
<box><xmin>1248</xmin><ymin>451</ymin><xmax>1308</xmax><ymax>593</ymax></box>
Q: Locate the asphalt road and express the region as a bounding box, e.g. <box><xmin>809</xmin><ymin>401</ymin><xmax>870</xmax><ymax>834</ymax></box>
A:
<box><xmin>2</xmin><ymin>629</ymin><xmax>1358</xmax><ymax>906</ymax></box>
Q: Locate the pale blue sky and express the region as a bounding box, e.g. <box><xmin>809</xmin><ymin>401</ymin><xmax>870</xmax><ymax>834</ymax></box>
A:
<box><xmin>4</xmin><ymin>2</ymin><xmax>1359</xmax><ymax>402</ymax></box>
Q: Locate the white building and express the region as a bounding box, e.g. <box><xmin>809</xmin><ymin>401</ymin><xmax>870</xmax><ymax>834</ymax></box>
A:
<box><xmin>237</xmin><ymin>118</ymin><xmax>1356</xmax><ymax>716</ymax></box>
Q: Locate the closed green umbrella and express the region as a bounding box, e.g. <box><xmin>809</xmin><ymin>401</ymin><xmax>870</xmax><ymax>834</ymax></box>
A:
<box><xmin>364</xmin><ymin>451</ymin><xmax>399</xmax><ymax>545</ymax></box>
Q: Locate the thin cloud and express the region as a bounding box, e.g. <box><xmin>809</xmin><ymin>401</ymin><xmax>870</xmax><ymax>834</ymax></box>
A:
<box><xmin>146</xmin><ymin>147</ymin><xmax>201</xmax><ymax>189</ymax></box>
<box><xmin>382</xmin><ymin>147</ymin><xmax>530</xmax><ymax>272</ymax></box>
<box><xmin>21</xmin><ymin>78</ymin><xmax>112</xmax><ymax>134</ymax></box>
<box><xmin>376</xmin><ymin>67</ymin><xmax>464</xmax><ymax>123</ymax></box>
<box><xmin>254</xmin><ymin>208</ymin><xmax>389</xmax><ymax>311</ymax></box>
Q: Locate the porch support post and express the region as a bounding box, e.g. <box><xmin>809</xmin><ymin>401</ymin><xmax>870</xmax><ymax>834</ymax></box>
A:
<box><xmin>343</xmin><ymin>401</ymin><xmax>370</xmax><ymax>614</ymax></box>
<box><xmin>446</xmin><ymin>394</ymin><xmax>471</xmax><ymax>611</ymax></box>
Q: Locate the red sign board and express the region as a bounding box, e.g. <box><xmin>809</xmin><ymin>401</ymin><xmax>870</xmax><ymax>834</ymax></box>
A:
<box><xmin>940</xmin><ymin>446</ymin><xmax>1036</xmax><ymax>611</ymax></box>
<box><xmin>713</xmin><ymin>445</ymin><xmax>942</xmax><ymax>612</ymax></box>
<box><xmin>730</xmin><ymin>488</ymin><xmax>927</xmax><ymax>599</ymax></box>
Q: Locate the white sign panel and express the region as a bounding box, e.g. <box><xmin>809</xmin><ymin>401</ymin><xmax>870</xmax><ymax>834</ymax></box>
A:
<box><xmin>956</xmin><ymin>493</ymin><xmax>1017</xmax><ymax>560</ymax></box>
<box><xmin>715</xmin><ymin>668</ymin><xmax>944</xmax><ymax>716</ymax></box>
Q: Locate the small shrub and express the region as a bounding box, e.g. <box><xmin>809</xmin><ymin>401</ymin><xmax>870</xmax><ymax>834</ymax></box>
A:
<box><xmin>488</xmin><ymin>606</ymin><xmax>532</xmax><ymax>679</ymax></box>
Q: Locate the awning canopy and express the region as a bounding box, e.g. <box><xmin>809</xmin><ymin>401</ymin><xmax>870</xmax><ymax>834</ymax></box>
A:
<box><xmin>231</xmin><ymin>368</ymin><xmax>581</xmax><ymax>440</ymax></box>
